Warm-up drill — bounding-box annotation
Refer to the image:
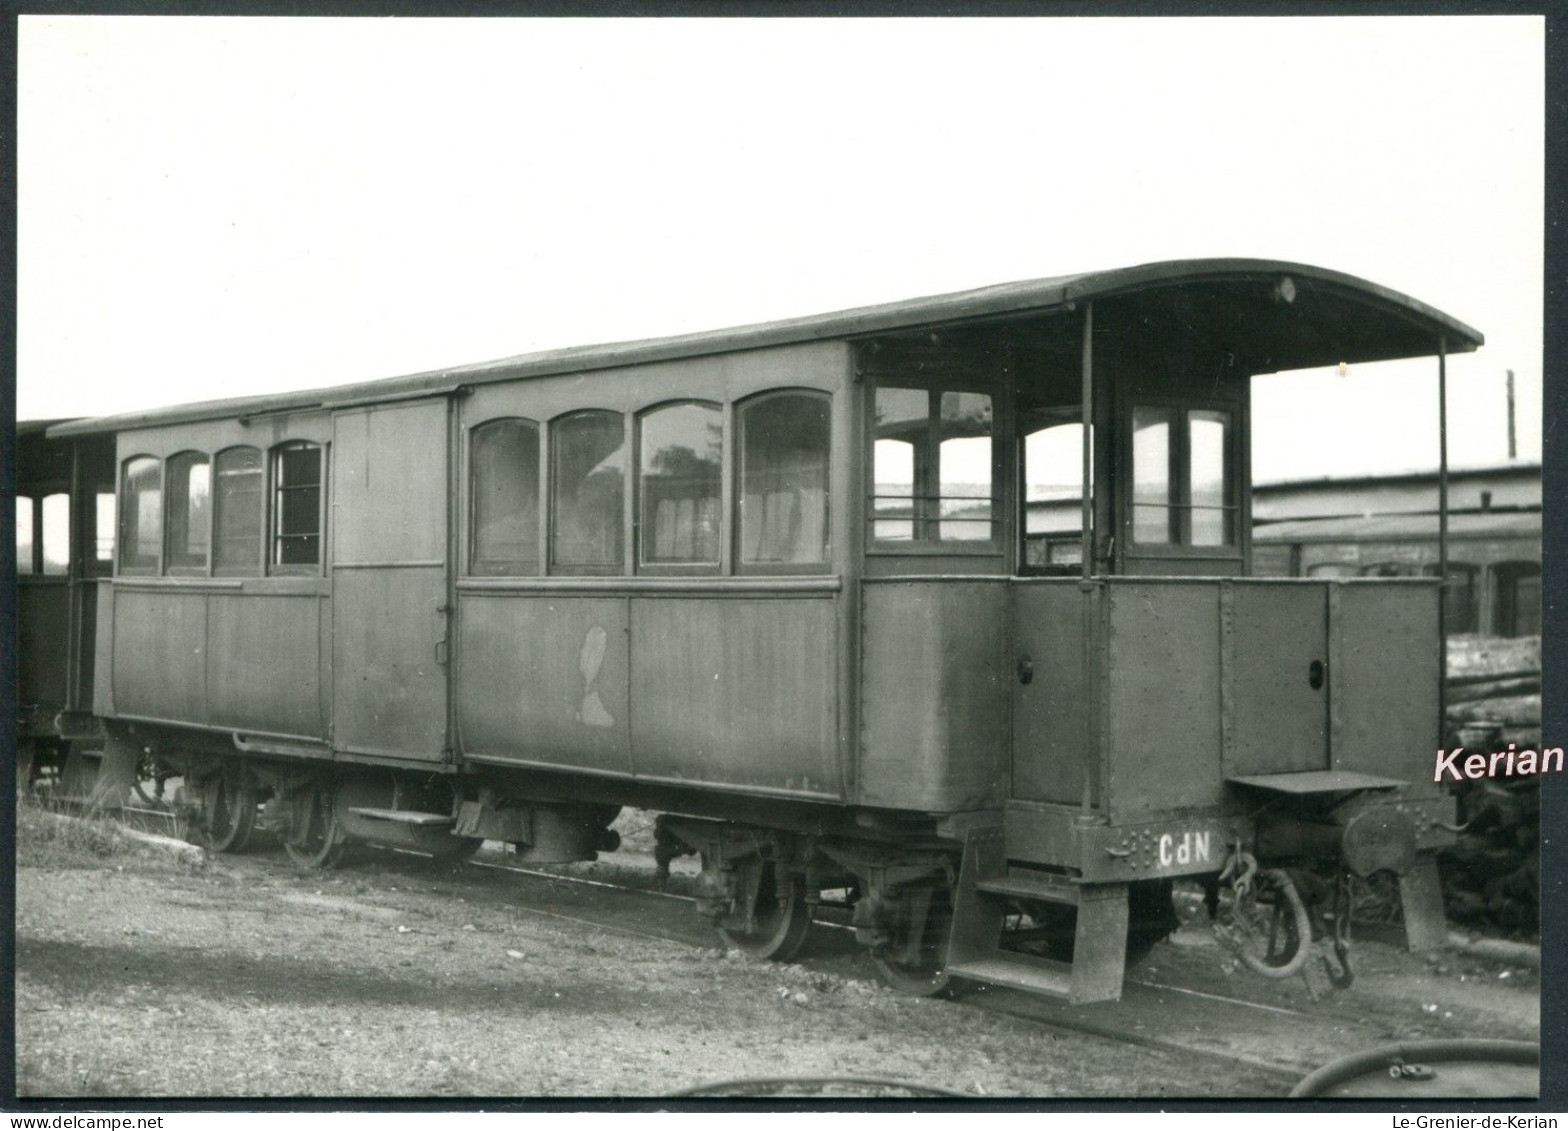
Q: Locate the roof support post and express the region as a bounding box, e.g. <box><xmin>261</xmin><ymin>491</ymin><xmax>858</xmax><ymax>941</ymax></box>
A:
<box><xmin>1080</xmin><ymin>301</ymin><xmax>1095</xmax><ymax>580</ymax></box>
<box><xmin>1438</xmin><ymin>335</ymin><xmax>1450</xmax><ymax>745</ymax></box>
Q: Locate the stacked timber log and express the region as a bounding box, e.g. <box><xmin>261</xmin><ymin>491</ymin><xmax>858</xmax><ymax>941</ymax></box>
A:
<box><xmin>1440</xmin><ymin>635</ymin><xmax>1542</xmax><ymax>936</ymax></box>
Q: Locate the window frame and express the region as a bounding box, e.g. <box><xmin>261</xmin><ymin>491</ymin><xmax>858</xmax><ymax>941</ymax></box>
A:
<box><xmin>635</xmin><ymin>398</ymin><xmax>725</xmax><ymax>577</ymax></box>
<box><xmin>467</xmin><ymin>416</ymin><xmax>544</xmax><ymax>578</ymax></box>
<box><xmin>268</xmin><ymin>441</ymin><xmax>326</xmax><ymax>577</ymax></box>
<box><xmin>1123</xmin><ymin>398</ymin><xmax>1242</xmax><ymax>555</ymax></box>
<box><xmin>866</xmin><ymin>377</ymin><xmax>1004</xmax><ymax>555</ymax></box>
<box><xmin>734</xmin><ymin>387</ymin><xmax>834</xmax><ymax>577</ymax></box>
<box><xmin>162</xmin><ymin>450</ymin><xmax>213</xmax><ymax>577</ymax></box>
<box><xmin>548</xmin><ymin>408</ymin><xmax>630</xmax><ymax>577</ymax></box>
<box><xmin>212</xmin><ymin>445</ymin><xmax>266</xmax><ymax>578</ymax></box>
<box><xmin>117</xmin><ymin>454</ymin><xmax>164</xmax><ymax>576</ymax></box>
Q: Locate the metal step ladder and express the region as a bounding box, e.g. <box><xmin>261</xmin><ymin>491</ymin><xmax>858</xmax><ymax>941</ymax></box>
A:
<box><xmin>944</xmin><ymin>825</ymin><xmax>1130</xmax><ymax>1004</ymax></box>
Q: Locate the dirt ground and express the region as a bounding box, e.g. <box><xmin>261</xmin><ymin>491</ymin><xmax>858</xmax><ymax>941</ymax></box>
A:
<box><xmin>12</xmin><ymin>804</ymin><xmax>1539</xmax><ymax>1100</ymax></box>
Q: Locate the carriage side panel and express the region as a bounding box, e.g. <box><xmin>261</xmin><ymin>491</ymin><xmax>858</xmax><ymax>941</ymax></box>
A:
<box><xmin>1333</xmin><ymin>581</ymin><xmax>1441</xmax><ymax>786</ymax></box>
<box><xmin>457</xmin><ymin>594</ymin><xmax>633</xmax><ymax>776</ymax></box>
<box><xmin>1104</xmin><ymin>581</ymin><xmax>1223</xmax><ymax>819</ymax></box>
<box><xmin>858</xmin><ymin>579</ymin><xmax>1010</xmax><ymax>811</ymax></box>
<box><xmin>630</xmin><ymin>594</ymin><xmax>839</xmax><ymax>797</ymax></box>
<box><xmin>111</xmin><ymin>587</ymin><xmax>209</xmax><ymax>725</ymax></box>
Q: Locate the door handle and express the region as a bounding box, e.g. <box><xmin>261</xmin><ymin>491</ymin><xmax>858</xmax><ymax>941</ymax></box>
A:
<box><xmin>1017</xmin><ymin>655</ymin><xmax>1034</xmax><ymax>686</ymax></box>
<box><xmin>435</xmin><ymin>638</ymin><xmax>449</xmax><ymax>667</ymax></box>
<box><xmin>1308</xmin><ymin>659</ymin><xmax>1326</xmax><ymax>690</ymax></box>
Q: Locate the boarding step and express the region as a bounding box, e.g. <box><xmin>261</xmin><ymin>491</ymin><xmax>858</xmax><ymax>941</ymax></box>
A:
<box><xmin>345</xmin><ymin>807</ymin><xmax>454</xmax><ymax>827</ymax></box>
<box><xmin>946</xmin><ymin>952</ymin><xmax>1074</xmax><ymax>999</ymax></box>
<box><xmin>976</xmin><ymin>869</ymin><xmax>1080</xmax><ymax>906</ymax></box>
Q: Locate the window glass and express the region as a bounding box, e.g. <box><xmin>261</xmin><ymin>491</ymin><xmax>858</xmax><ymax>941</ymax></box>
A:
<box><xmin>873</xmin><ymin>388</ymin><xmax>926</xmax><ymax>542</ymax></box>
<box><xmin>471</xmin><ymin>420</ymin><xmax>540</xmax><ymax>575</ymax></box>
<box><xmin>1188</xmin><ymin>409</ymin><xmax>1234</xmax><ymax>547</ymax></box>
<box><xmin>639</xmin><ymin>403</ymin><xmax>721</xmax><ymax>567</ymax></box>
<box><xmin>41</xmin><ymin>494</ymin><xmax>71</xmax><ymax>575</ymax></box>
<box><xmin>1131</xmin><ymin>407</ymin><xmax>1173</xmax><ymax>544</ymax></box>
<box><xmin>214</xmin><ymin>448</ymin><xmax>263</xmax><ymax>575</ymax></box>
<box><xmin>1022</xmin><ymin>419</ymin><xmax>1092</xmax><ymax>572</ymax></box>
<box><xmin>119</xmin><ymin>457</ymin><xmax>162</xmax><ymax>573</ymax></box>
<box><xmin>1306</xmin><ymin>562</ymin><xmax>1356</xmax><ymax>578</ymax></box>
<box><xmin>95</xmin><ymin>492</ymin><xmax>116</xmax><ymax>565</ymax></box>
<box><xmin>165</xmin><ymin>453</ymin><xmax>211</xmax><ymax>572</ymax></box>
<box><xmin>738</xmin><ymin>392</ymin><xmax>830</xmax><ymax>567</ymax></box>
<box><xmin>938</xmin><ymin>392</ymin><xmax>994</xmax><ymax>541</ymax></box>
<box><xmin>272</xmin><ymin>444</ymin><xmax>322</xmax><ymax>568</ymax></box>
<box><xmin>1024</xmin><ymin>421</ymin><xmax>1091</xmax><ymax>505</ymax></box>
<box><xmin>551</xmin><ymin>411</ymin><xmax>625</xmax><ymax>572</ymax></box>
<box><xmin>16</xmin><ymin>496</ymin><xmax>34</xmax><ymax>575</ymax></box>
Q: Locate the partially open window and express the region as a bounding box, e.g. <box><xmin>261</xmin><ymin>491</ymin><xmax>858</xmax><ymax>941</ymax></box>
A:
<box><xmin>470</xmin><ymin>419</ymin><xmax>541</xmax><ymax>576</ymax></box>
<box><xmin>16</xmin><ymin>495</ymin><xmax>34</xmax><ymax>576</ymax></box>
<box><xmin>164</xmin><ymin>452</ymin><xmax>211</xmax><ymax>574</ymax></box>
<box><xmin>551</xmin><ymin>411</ymin><xmax>625</xmax><ymax>574</ymax></box>
<box><xmin>639</xmin><ymin>402</ymin><xmax>721</xmax><ymax>568</ymax></box>
<box><xmin>214</xmin><ymin>447</ymin><xmax>263</xmax><ymax>575</ymax></box>
<box><xmin>738</xmin><ymin>391</ymin><xmax>831</xmax><ymax>569</ymax></box>
<box><xmin>872</xmin><ymin>385</ymin><xmax>995</xmax><ymax>545</ymax></box>
<box><xmin>1021</xmin><ymin>413</ymin><xmax>1092</xmax><ymax>571</ymax></box>
<box><xmin>119</xmin><ymin>456</ymin><xmax>162</xmax><ymax>574</ymax></box>
<box><xmin>271</xmin><ymin>442</ymin><xmax>322</xmax><ymax>571</ymax></box>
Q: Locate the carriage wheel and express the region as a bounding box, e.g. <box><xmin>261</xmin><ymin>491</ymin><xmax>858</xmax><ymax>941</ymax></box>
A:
<box><xmin>870</xmin><ymin>883</ymin><xmax>958</xmax><ymax>997</ymax></box>
<box><xmin>718</xmin><ymin>863</ymin><xmax>812</xmax><ymax>962</ymax></box>
<box><xmin>201</xmin><ymin>771</ymin><xmax>258</xmax><ymax>854</ymax></box>
<box><xmin>283</xmin><ymin>782</ymin><xmax>348</xmax><ymax>869</ymax></box>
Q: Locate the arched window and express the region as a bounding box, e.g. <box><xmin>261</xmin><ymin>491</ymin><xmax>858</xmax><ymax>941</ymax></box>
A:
<box><xmin>119</xmin><ymin>456</ymin><xmax>162</xmax><ymax>574</ymax></box>
<box><xmin>164</xmin><ymin>452</ymin><xmax>211</xmax><ymax>574</ymax></box>
<box><xmin>1493</xmin><ymin>562</ymin><xmax>1542</xmax><ymax>637</ymax></box>
<box><xmin>271</xmin><ymin>442</ymin><xmax>323</xmax><ymax>571</ymax></box>
<box><xmin>639</xmin><ymin>402</ymin><xmax>722</xmax><ymax>569</ymax></box>
<box><xmin>738</xmin><ymin>390</ymin><xmax>831</xmax><ymax>568</ymax></box>
<box><xmin>470</xmin><ymin>419</ymin><xmax>541</xmax><ymax>576</ymax></box>
<box><xmin>16</xmin><ymin>495</ymin><xmax>34</xmax><ymax>576</ymax></box>
<box><xmin>214</xmin><ymin>447</ymin><xmax>263</xmax><ymax>575</ymax></box>
<box><xmin>550</xmin><ymin>411</ymin><xmax>625</xmax><ymax>574</ymax></box>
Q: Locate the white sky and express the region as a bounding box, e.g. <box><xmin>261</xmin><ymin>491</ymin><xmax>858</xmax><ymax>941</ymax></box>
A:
<box><xmin>17</xmin><ymin>15</ymin><xmax>1545</xmax><ymax>484</ymax></box>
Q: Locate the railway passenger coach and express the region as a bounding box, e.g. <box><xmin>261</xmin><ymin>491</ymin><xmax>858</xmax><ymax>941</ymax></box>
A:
<box><xmin>43</xmin><ymin>259</ymin><xmax>1483</xmax><ymax>1002</ymax></box>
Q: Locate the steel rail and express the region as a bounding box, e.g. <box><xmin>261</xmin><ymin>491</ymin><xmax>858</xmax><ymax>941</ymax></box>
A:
<box><xmin>82</xmin><ymin>803</ymin><xmax>1307</xmax><ymax>1094</ymax></box>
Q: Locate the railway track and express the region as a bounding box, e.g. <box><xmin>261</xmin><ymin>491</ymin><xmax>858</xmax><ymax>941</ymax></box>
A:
<box><xmin>82</xmin><ymin>799</ymin><xmax>1403</xmax><ymax>1094</ymax></box>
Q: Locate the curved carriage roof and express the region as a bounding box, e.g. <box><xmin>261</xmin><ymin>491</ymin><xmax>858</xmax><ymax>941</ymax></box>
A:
<box><xmin>48</xmin><ymin>258</ymin><xmax>1483</xmax><ymax>439</ymax></box>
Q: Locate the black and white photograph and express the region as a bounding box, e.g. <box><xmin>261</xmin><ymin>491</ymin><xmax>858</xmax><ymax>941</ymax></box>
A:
<box><xmin>10</xmin><ymin>9</ymin><xmax>1553</xmax><ymax>1107</ymax></box>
